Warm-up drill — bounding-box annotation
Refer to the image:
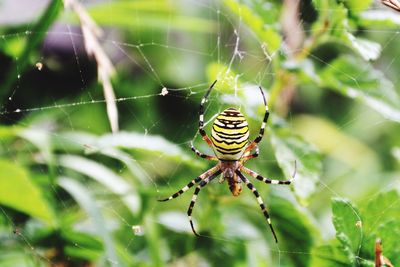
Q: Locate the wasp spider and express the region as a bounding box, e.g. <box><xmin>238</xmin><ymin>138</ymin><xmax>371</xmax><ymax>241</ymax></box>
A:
<box><xmin>159</xmin><ymin>80</ymin><xmax>296</xmax><ymax>242</ymax></box>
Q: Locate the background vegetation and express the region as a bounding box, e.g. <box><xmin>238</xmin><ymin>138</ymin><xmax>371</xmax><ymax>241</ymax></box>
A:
<box><xmin>0</xmin><ymin>0</ymin><xmax>400</xmax><ymax>266</ymax></box>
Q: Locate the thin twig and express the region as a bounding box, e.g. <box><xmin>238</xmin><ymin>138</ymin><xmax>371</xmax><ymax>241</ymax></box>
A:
<box><xmin>271</xmin><ymin>0</ymin><xmax>303</xmax><ymax>116</ymax></box>
<box><xmin>382</xmin><ymin>0</ymin><xmax>400</xmax><ymax>11</ymax></box>
<box><xmin>375</xmin><ymin>238</ymin><xmax>394</xmax><ymax>267</ymax></box>
<box><xmin>64</xmin><ymin>0</ymin><xmax>119</xmax><ymax>133</ymax></box>
<box><xmin>281</xmin><ymin>0</ymin><xmax>304</xmax><ymax>57</ymax></box>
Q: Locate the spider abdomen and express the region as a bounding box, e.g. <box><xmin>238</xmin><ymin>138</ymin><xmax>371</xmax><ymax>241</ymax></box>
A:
<box><xmin>211</xmin><ymin>108</ymin><xmax>249</xmax><ymax>160</ymax></box>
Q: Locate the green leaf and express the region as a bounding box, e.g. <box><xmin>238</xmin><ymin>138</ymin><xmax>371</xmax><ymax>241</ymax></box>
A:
<box><xmin>292</xmin><ymin>115</ymin><xmax>378</xmax><ymax>169</ymax></box>
<box><xmin>270</xmin><ymin>124</ymin><xmax>322</xmax><ymax>202</ymax></box>
<box><xmin>97</xmin><ymin>131</ymin><xmax>181</xmax><ymax>155</ymax></box>
<box><xmin>19</xmin><ymin>128</ymin><xmax>52</xmax><ymax>162</ymax></box>
<box><xmin>61</xmin><ymin>229</ymin><xmax>104</xmax><ymax>261</ymax></box>
<box><xmin>332</xmin><ymin>198</ymin><xmax>363</xmax><ymax>264</ymax></box>
<box><xmin>374</xmin><ymin>221</ymin><xmax>400</xmax><ymax>266</ymax></box>
<box><xmin>268</xmin><ymin>190</ymin><xmax>317</xmax><ymax>266</ymax></box>
<box><xmin>360</xmin><ymin>190</ymin><xmax>400</xmax><ymax>265</ymax></box>
<box><xmin>144</xmin><ymin>214</ymin><xmax>163</xmax><ymax>267</ymax></box>
<box><xmin>158</xmin><ymin>211</ymin><xmax>191</xmax><ymax>233</ymax></box>
<box><xmin>58</xmin><ymin>177</ymin><xmax>119</xmax><ymax>265</ymax></box>
<box><xmin>392</xmin><ymin>147</ymin><xmax>400</xmax><ymax>163</ymax></box>
<box><xmin>359</xmin><ymin>10</ymin><xmax>400</xmax><ymax>28</ymax></box>
<box><xmin>86</xmin><ymin>1</ymin><xmax>216</xmax><ymax>33</ymax></box>
<box><xmin>361</xmin><ymin>190</ymin><xmax>400</xmax><ymax>229</ymax></box>
<box><xmin>245</xmin><ymin>240</ymin><xmax>269</xmax><ymax>266</ymax></box>
<box><xmin>52</xmin><ymin>131</ymin><xmax>97</xmax><ymax>152</ymax></box>
<box><xmin>327</xmin><ymin>191</ymin><xmax>400</xmax><ymax>267</ymax></box>
<box><xmin>0</xmin><ymin>250</ymin><xmax>37</xmax><ymax>267</ymax></box>
<box><xmin>342</xmin><ymin>0</ymin><xmax>373</xmax><ymax>13</ymax></box>
<box><xmin>58</xmin><ymin>155</ymin><xmax>140</xmax><ymax>215</ymax></box>
<box><xmin>312</xmin><ymin>2</ymin><xmax>381</xmax><ymax>60</ymax></box>
<box><xmin>0</xmin><ymin>125</ymin><xmax>19</xmax><ymax>139</ymax></box>
<box><xmin>95</xmin><ymin>131</ymin><xmax>203</xmax><ymax>168</ymax></box>
<box><xmin>310</xmin><ymin>243</ymin><xmax>352</xmax><ymax>267</ymax></box>
<box><xmin>320</xmin><ymin>56</ymin><xmax>400</xmax><ymax>122</ymax></box>
<box><xmin>223</xmin><ymin>0</ymin><xmax>281</xmax><ymax>53</ymax></box>
<box><xmin>311</xmin><ymin>0</ymin><xmax>329</xmax><ymax>12</ymax></box>
<box><xmin>57</xmin><ymin>131</ymin><xmax>203</xmax><ymax>169</ymax></box>
<box><xmin>343</xmin><ymin>33</ymin><xmax>381</xmax><ymax>61</ymax></box>
<box><xmin>100</xmin><ymin>148</ymin><xmax>152</xmax><ymax>185</ymax></box>
<box><xmin>89</xmin><ymin>0</ymin><xmax>175</xmax><ymax>13</ymax></box>
<box><xmin>206</xmin><ymin>62</ymin><xmax>243</xmax><ymax>95</ymax></box>
<box><xmin>0</xmin><ymin>160</ymin><xmax>55</xmax><ymax>225</ymax></box>
<box><xmin>0</xmin><ymin>35</ymin><xmax>26</xmax><ymax>59</ymax></box>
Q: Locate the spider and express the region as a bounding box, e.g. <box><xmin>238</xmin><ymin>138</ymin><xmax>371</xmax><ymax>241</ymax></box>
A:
<box><xmin>159</xmin><ymin>80</ymin><xmax>296</xmax><ymax>242</ymax></box>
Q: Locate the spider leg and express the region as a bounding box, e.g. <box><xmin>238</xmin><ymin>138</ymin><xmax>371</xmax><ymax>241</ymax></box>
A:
<box><xmin>241</xmin><ymin>161</ymin><xmax>296</xmax><ymax>185</ymax></box>
<box><xmin>158</xmin><ymin>165</ymin><xmax>220</xmax><ymax>201</ymax></box>
<box><xmin>241</xmin><ymin>145</ymin><xmax>259</xmax><ymax>162</ymax></box>
<box><xmin>243</xmin><ymin>86</ymin><xmax>269</xmax><ymax>153</ymax></box>
<box><xmin>198</xmin><ymin>80</ymin><xmax>218</xmax><ymax>148</ymax></box>
<box><xmin>236</xmin><ymin>170</ymin><xmax>278</xmax><ymax>243</ymax></box>
<box><xmin>190</xmin><ymin>142</ymin><xmax>218</xmax><ymax>161</ymax></box>
<box><xmin>188</xmin><ymin>169</ymin><xmax>222</xmax><ymax>236</ymax></box>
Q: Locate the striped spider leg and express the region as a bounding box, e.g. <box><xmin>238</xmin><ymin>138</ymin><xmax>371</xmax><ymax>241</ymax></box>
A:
<box><xmin>158</xmin><ymin>165</ymin><xmax>221</xmax><ymax>235</ymax></box>
<box><xmin>187</xmin><ymin>169</ymin><xmax>222</xmax><ymax>235</ymax></box>
<box><xmin>188</xmin><ymin>80</ymin><xmax>219</xmax><ymax>161</ymax></box>
<box><xmin>237</xmin><ymin>163</ymin><xmax>296</xmax><ymax>242</ymax></box>
<box><xmin>198</xmin><ymin>80</ymin><xmax>218</xmax><ymax>148</ymax></box>
<box><xmin>190</xmin><ymin>141</ymin><xmax>217</xmax><ymax>161</ymax></box>
<box><xmin>235</xmin><ymin>170</ymin><xmax>278</xmax><ymax>243</ymax></box>
<box><xmin>241</xmin><ymin>161</ymin><xmax>297</xmax><ymax>186</ymax></box>
<box><xmin>240</xmin><ymin>145</ymin><xmax>259</xmax><ymax>162</ymax></box>
<box><xmin>242</xmin><ymin>86</ymin><xmax>269</xmax><ymax>155</ymax></box>
<box><xmin>159</xmin><ymin>165</ymin><xmax>220</xmax><ymax>201</ymax></box>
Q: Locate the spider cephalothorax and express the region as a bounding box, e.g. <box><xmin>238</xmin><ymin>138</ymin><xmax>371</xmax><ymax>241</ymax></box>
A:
<box><xmin>219</xmin><ymin>160</ymin><xmax>242</xmax><ymax>196</ymax></box>
<box><xmin>159</xmin><ymin>80</ymin><xmax>296</xmax><ymax>243</ymax></box>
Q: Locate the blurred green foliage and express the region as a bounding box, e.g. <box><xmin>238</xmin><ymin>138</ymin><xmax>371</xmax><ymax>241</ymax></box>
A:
<box><xmin>0</xmin><ymin>0</ymin><xmax>400</xmax><ymax>266</ymax></box>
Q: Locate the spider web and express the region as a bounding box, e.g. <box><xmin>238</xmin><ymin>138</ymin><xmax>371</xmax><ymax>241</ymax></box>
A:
<box><xmin>0</xmin><ymin>0</ymin><xmax>399</xmax><ymax>266</ymax></box>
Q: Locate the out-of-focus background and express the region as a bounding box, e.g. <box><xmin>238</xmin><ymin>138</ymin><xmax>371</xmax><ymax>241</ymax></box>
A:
<box><xmin>1</xmin><ymin>0</ymin><xmax>400</xmax><ymax>266</ymax></box>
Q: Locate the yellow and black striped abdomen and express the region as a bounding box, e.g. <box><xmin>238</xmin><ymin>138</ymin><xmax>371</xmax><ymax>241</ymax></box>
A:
<box><xmin>211</xmin><ymin>108</ymin><xmax>249</xmax><ymax>160</ymax></box>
